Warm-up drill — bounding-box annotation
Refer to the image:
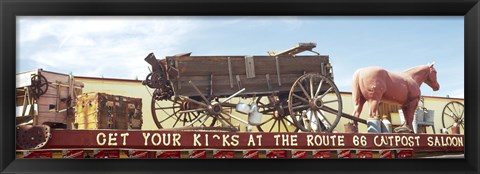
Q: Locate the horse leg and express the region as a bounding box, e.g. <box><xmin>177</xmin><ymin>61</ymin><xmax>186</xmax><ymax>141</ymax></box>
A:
<box><xmin>351</xmin><ymin>71</ymin><xmax>365</xmax><ymax>132</ymax></box>
<box><xmin>404</xmin><ymin>99</ymin><xmax>419</xmax><ymax>131</ymax></box>
<box><xmin>351</xmin><ymin>96</ymin><xmax>366</xmax><ymax>133</ymax></box>
<box><xmin>368</xmin><ymin>99</ymin><xmax>380</xmax><ymax>118</ymax></box>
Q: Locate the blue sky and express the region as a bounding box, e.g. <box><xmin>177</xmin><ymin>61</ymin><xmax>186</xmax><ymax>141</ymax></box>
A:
<box><xmin>17</xmin><ymin>16</ymin><xmax>464</xmax><ymax>98</ymax></box>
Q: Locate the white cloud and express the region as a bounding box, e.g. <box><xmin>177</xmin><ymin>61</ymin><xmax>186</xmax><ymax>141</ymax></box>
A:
<box><xmin>18</xmin><ymin>17</ymin><xmax>200</xmax><ymax>79</ymax></box>
<box><xmin>449</xmin><ymin>88</ymin><xmax>464</xmax><ymax>98</ymax></box>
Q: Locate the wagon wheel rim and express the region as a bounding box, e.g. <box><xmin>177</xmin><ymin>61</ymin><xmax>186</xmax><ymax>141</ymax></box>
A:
<box><xmin>256</xmin><ymin>95</ymin><xmax>299</xmax><ymax>132</ymax></box>
<box><xmin>442</xmin><ymin>101</ymin><xmax>464</xmax><ymax>131</ymax></box>
<box><xmin>30</xmin><ymin>74</ymin><xmax>49</xmax><ymax>99</ymax></box>
<box><xmin>288</xmin><ymin>73</ymin><xmax>342</xmax><ymax>133</ymax></box>
<box><xmin>151</xmin><ymin>94</ymin><xmax>217</xmax><ymax>129</ymax></box>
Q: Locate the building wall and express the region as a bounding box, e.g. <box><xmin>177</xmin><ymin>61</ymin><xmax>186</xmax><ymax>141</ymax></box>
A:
<box><xmin>75</xmin><ymin>76</ymin><xmax>464</xmax><ymax>134</ymax></box>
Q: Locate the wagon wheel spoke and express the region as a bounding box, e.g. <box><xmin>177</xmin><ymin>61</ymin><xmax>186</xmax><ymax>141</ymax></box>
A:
<box><xmin>188</xmin><ymin>113</ymin><xmax>193</xmax><ymax>123</ymax></box>
<box><xmin>458</xmin><ymin>105</ymin><xmax>464</xmax><ymax>120</ymax></box>
<box><xmin>284</xmin><ymin>117</ymin><xmax>295</xmax><ymax>125</ymax></box>
<box><xmin>154</xmin><ymin>100</ymin><xmax>176</xmax><ymax>119</ymax></box>
<box><xmin>280</xmin><ymin>119</ymin><xmax>289</xmax><ymax>132</ymax></box>
<box><xmin>296</xmin><ymin>82</ymin><xmax>311</xmax><ymax>100</ymax></box>
<box><xmin>318</xmin><ymin>87</ymin><xmax>333</xmax><ymax>99</ymax></box>
<box><xmin>311</xmin><ymin>110</ymin><xmax>321</xmax><ymax>132</ymax></box>
<box><xmin>159</xmin><ymin>110</ymin><xmax>181</xmax><ymax>124</ymax></box>
<box><xmin>261</xmin><ymin>108</ymin><xmax>276</xmax><ymax>114</ymax></box>
<box><xmin>218</xmin><ymin>114</ymin><xmax>237</xmax><ymax>129</ymax></box>
<box><xmin>309</xmin><ymin>76</ymin><xmax>314</xmax><ymax>98</ymax></box>
<box><xmin>183</xmin><ymin>115</ymin><xmax>187</xmax><ymax>126</ymax></box>
<box><xmin>221</xmin><ymin>111</ymin><xmax>249</xmax><ymax>125</ymax></box>
<box><xmin>446</xmin><ymin>106</ymin><xmax>458</xmax><ymax>118</ymax></box>
<box><xmin>268</xmin><ymin>119</ymin><xmax>278</xmax><ymax>132</ymax></box>
<box><xmin>179</xmin><ymin>108</ymin><xmax>207</xmax><ymax>113</ymax></box>
<box><xmin>314</xmin><ymin>79</ymin><xmax>324</xmax><ymax>98</ymax></box>
<box><xmin>444</xmin><ymin>112</ymin><xmax>456</xmax><ymax>118</ymax></box>
<box><xmin>258</xmin><ymin>117</ymin><xmax>275</xmax><ymax>126</ymax></box>
<box><xmin>172</xmin><ymin>113</ymin><xmax>182</xmax><ymax>127</ymax></box>
<box><xmin>155</xmin><ymin>106</ymin><xmax>181</xmax><ymax>110</ymax></box>
<box><xmin>318</xmin><ymin>110</ymin><xmax>333</xmax><ymax>130</ymax></box>
<box><xmin>188</xmin><ymin>81</ymin><xmax>210</xmax><ymax>105</ymax></box>
<box><xmin>451</xmin><ymin>103</ymin><xmax>458</xmax><ymax>116</ymax></box>
<box><xmin>185</xmin><ymin>114</ymin><xmax>207</xmax><ymax>127</ymax></box>
<box><xmin>220</xmin><ymin>102</ymin><xmax>237</xmax><ymax>108</ymax></box>
<box><xmin>291</xmin><ymin>105</ymin><xmax>309</xmax><ymax>111</ymax></box>
<box><xmin>180</xmin><ymin>97</ymin><xmax>208</xmax><ymax>107</ymax></box>
<box><xmin>221</xmin><ymin>88</ymin><xmax>246</xmax><ymax>104</ymax></box>
<box><xmin>445</xmin><ymin>125</ymin><xmax>453</xmax><ymax>129</ymax></box>
<box><xmin>170</xmin><ymin>99</ymin><xmax>183</xmax><ymax>105</ymax></box>
<box><xmin>292</xmin><ymin>94</ymin><xmax>309</xmax><ymax>103</ymax></box>
<box><xmin>323</xmin><ymin>99</ymin><xmax>339</xmax><ymax>105</ymax></box>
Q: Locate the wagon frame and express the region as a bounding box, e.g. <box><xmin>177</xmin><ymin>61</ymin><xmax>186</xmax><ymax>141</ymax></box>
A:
<box><xmin>144</xmin><ymin>43</ymin><xmax>344</xmax><ymax>133</ymax></box>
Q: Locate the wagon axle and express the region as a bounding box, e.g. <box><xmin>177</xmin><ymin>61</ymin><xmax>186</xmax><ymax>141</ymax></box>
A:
<box><xmin>207</xmin><ymin>102</ymin><xmax>223</xmax><ymax>115</ymax></box>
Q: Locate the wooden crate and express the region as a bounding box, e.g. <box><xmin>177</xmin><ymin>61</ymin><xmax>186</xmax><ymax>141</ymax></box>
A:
<box><xmin>74</xmin><ymin>92</ymin><xmax>142</xmax><ymax>130</ymax></box>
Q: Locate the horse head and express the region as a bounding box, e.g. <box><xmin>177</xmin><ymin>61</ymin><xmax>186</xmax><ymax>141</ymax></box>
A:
<box><xmin>424</xmin><ymin>63</ymin><xmax>440</xmax><ymax>91</ymax></box>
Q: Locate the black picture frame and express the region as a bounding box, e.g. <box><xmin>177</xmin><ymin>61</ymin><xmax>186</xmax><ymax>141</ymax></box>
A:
<box><xmin>1</xmin><ymin>0</ymin><xmax>479</xmax><ymax>173</ymax></box>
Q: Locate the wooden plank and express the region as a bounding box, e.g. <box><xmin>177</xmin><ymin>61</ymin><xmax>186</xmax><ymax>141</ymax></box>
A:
<box><xmin>173</xmin><ymin>74</ymin><xmax>302</xmax><ymax>97</ymax></box>
<box><xmin>172</xmin><ymin>56</ymin><xmax>329</xmax><ymax>77</ymax></box>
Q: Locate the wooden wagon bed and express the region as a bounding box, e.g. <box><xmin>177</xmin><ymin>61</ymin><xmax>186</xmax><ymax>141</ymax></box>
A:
<box><xmin>164</xmin><ymin>55</ymin><xmax>333</xmax><ymax>97</ymax></box>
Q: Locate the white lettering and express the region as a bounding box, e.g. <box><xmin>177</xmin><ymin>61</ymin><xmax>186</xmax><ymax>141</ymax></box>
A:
<box><xmin>173</xmin><ymin>133</ymin><xmax>181</xmax><ymax>146</ymax></box>
<box><xmin>120</xmin><ymin>133</ymin><xmax>129</xmax><ymax>145</ymax></box>
<box><xmin>194</xmin><ymin>134</ymin><xmax>202</xmax><ymax>146</ymax></box>
<box><xmin>96</xmin><ymin>133</ymin><xmax>106</xmax><ymax>146</ymax></box>
<box><xmin>142</xmin><ymin>133</ymin><xmax>150</xmax><ymax>146</ymax></box>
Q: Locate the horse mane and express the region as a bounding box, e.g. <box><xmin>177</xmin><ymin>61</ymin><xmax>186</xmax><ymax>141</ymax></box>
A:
<box><xmin>403</xmin><ymin>65</ymin><xmax>429</xmax><ymax>74</ymax></box>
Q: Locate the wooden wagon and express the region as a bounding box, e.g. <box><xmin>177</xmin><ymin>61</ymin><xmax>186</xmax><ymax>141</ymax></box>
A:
<box><xmin>143</xmin><ymin>43</ymin><xmax>343</xmax><ymax>132</ymax></box>
<box><xmin>16</xmin><ymin>69</ymin><xmax>84</xmax><ymax>129</ymax></box>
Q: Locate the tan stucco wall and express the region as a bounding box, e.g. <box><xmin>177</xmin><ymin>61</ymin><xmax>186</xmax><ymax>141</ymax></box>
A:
<box><xmin>75</xmin><ymin>77</ymin><xmax>464</xmax><ymax>134</ymax></box>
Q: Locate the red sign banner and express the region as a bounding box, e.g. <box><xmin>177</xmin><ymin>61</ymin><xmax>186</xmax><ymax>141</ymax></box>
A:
<box><xmin>20</xmin><ymin>130</ymin><xmax>464</xmax><ymax>152</ymax></box>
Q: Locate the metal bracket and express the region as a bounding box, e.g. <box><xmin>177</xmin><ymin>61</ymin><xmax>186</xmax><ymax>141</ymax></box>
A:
<box><xmin>236</xmin><ymin>75</ymin><xmax>242</xmax><ymax>89</ymax></box>
<box><xmin>209</xmin><ymin>74</ymin><xmax>214</xmax><ymax>97</ymax></box>
<box><xmin>321</xmin><ymin>63</ymin><xmax>326</xmax><ymax>75</ymax></box>
<box><xmin>245</xmin><ymin>56</ymin><xmax>255</xmax><ymax>78</ymax></box>
<box><xmin>16</xmin><ymin>125</ymin><xmax>51</xmax><ymax>150</ymax></box>
<box><xmin>275</xmin><ymin>57</ymin><xmax>282</xmax><ymax>86</ymax></box>
<box><xmin>228</xmin><ymin>57</ymin><xmax>234</xmax><ymax>88</ymax></box>
<box><xmin>266</xmin><ymin>74</ymin><xmax>272</xmax><ymax>90</ymax></box>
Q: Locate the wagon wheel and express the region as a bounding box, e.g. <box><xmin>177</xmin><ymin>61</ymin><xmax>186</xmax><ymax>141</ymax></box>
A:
<box><xmin>256</xmin><ymin>95</ymin><xmax>299</xmax><ymax>132</ymax></box>
<box><xmin>151</xmin><ymin>93</ymin><xmax>217</xmax><ymax>129</ymax></box>
<box><xmin>442</xmin><ymin>101</ymin><xmax>464</xmax><ymax>131</ymax></box>
<box><xmin>180</xmin><ymin>81</ymin><xmax>247</xmax><ymax>131</ymax></box>
<box><xmin>30</xmin><ymin>74</ymin><xmax>49</xmax><ymax>99</ymax></box>
<box><xmin>151</xmin><ymin>82</ymin><xmax>246</xmax><ymax>131</ymax></box>
<box><xmin>288</xmin><ymin>73</ymin><xmax>342</xmax><ymax>133</ymax></box>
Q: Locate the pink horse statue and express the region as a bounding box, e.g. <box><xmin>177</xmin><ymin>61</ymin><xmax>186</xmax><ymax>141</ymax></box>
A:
<box><xmin>351</xmin><ymin>63</ymin><xmax>440</xmax><ymax>132</ymax></box>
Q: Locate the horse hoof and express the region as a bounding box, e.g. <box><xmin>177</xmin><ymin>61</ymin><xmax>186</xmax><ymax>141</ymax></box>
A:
<box><xmin>394</xmin><ymin>127</ymin><xmax>414</xmax><ymax>134</ymax></box>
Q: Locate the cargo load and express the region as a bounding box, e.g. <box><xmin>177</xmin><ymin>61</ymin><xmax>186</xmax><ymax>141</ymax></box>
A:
<box><xmin>75</xmin><ymin>92</ymin><xmax>142</xmax><ymax>130</ymax></box>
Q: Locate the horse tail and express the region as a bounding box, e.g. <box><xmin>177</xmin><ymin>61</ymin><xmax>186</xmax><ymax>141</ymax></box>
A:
<box><xmin>351</xmin><ymin>69</ymin><xmax>363</xmax><ymax>118</ymax></box>
<box><xmin>352</xmin><ymin>69</ymin><xmax>361</xmax><ymax>103</ymax></box>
